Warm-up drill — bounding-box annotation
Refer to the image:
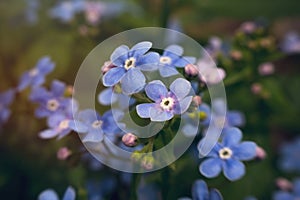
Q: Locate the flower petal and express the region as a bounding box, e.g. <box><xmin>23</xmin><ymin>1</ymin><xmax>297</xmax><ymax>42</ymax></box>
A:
<box><xmin>110</xmin><ymin>45</ymin><xmax>129</xmax><ymax>66</ymax></box>
<box><xmin>173</xmin><ymin>96</ymin><xmax>192</xmax><ymax>114</ymax></box>
<box><xmin>83</xmin><ymin>129</ymin><xmax>104</xmax><ymax>143</ymax></box>
<box><xmin>222</xmin><ymin>127</ymin><xmax>242</xmax><ymax>147</ymax></box>
<box><xmin>272</xmin><ymin>191</ymin><xmax>294</xmax><ymax>200</ymax></box>
<box><xmin>170</xmin><ymin>78</ymin><xmax>191</xmax><ymax>100</ymax></box>
<box><xmin>173</xmin><ymin>56</ymin><xmax>196</xmax><ymax>67</ymax></box>
<box><xmin>226</xmin><ymin>111</ymin><xmax>245</xmax><ymax>127</ymax></box>
<box><xmin>39</xmin><ymin>129</ymin><xmax>58</xmax><ymax>139</ymax></box>
<box><xmin>164</xmin><ymin>45</ymin><xmax>184</xmax><ymax>56</ymax></box>
<box><xmin>69</xmin><ymin>120</ymin><xmax>88</xmax><ymax>133</ymax></box>
<box><xmin>192</xmin><ymin>180</ymin><xmax>209</xmax><ymax>200</ymax></box>
<box><xmin>199</xmin><ymin>158</ymin><xmax>222</xmax><ymax>178</ymax></box>
<box><xmin>98</xmin><ymin>87</ymin><xmax>116</xmax><ymax>105</ymax></box>
<box><xmin>149</xmin><ymin>107</ymin><xmax>173</xmax><ymax>122</ymax></box>
<box><xmin>136</xmin><ymin>103</ymin><xmax>154</xmax><ymax>118</ymax></box>
<box><xmin>76</xmin><ymin>109</ymin><xmax>99</xmax><ymax>124</ymax></box>
<box><xmin>145</xmin><ymin>80</ymin><xmax>168</xmax><ymax>101</ymax></box>
<box><xmin>159</xmin><ymin>66</ymin><xmax>179</xmax><ymax>77</ymax></box>
<box><xmin>130</xmin><ymin>41</ymin><xmax>152</xmax><ymax>57</ymax></box>
<box><xmin>51</xmin><ymin>80</ymin><xmax>66</xmax><ymax>97</ymax></box>
<box><xmin>103</xmin><ymin>67</ymin><xmax>126</xmax><ymax>87</ymax></box>
<box><xmin>37</xmin><ymin>56</ymin><xmax>55</xmax><ymax>74</ymax></box>
<box><xmin>223</xmin><ymin>159</ymin><xmax>245</xmax><ymax>181</ymax></box>
<box><xmin>62</xmin><ymin>186</ymin><xmax>76</xmax><ymax>200</ymax></box>
<box><xmin>210</xmin><ymin>189</ymin><xmax>223</xmax><ymax>200</ymax></box>
<box><xmin>233</xmin><ymin>141</ymin><xmax>257</xmax><ymax>161</ymax></box>
<box><xmin>136</xmin><ymin>52</ymin><xmax>159</xmax><ymax>71</ymax></box>
<box><xmin>121</xmin><ymin>68</ymin><xmax>146</xmax><ymax>94</ymax></box>
<box><xmin>38</xmin><ymin>189</ymin><xmax>59</xmax><ymax>200</ymax></box>
<box><xmin>18</xmin><ymin>72</ymin><xmax>31</xmax><ymax>91</ymax></box>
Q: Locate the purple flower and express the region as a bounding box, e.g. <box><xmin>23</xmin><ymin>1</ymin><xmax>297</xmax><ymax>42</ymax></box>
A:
<box><xmin>18</xmin><ymin>56</ymin><xmax>55</xmax><ymax>91</ymax></box>
<box><xmin>178</xmin><ymin>179</ymin><xmax>223</xmax><ymax>200</ymax></box>
<box><xmin>158</xmin><ymin>45</ymin><xmax>196</xmax><ymax>77</ymax></box>
<box><xmin>273</xmin><ymin>178</ymin><xmax>300</xmax><ymax>200</ymax></box>
<box><xmin>0</xmin><ymin>89</ymin><xmax>15</xmax><ymax>127</ymax></box>
<box><xmin>38</xmin><ymin>186</ymin><xmax>75</xmax><ymax>200</ymax></box>
<box><xmin>30</xmin><ymin>80</ymin><xmax>69</xmax><ymax>118</ymax></box>
<box><xmin>278</xmin><ymin>137</ymin><xmax>300</xmax><ymax>173</ymax></box>
<box><xmin>38</xmin><ymin>99</ymin><xmax>78</xmax><ymax>139</ymax></box>
<box><xmin>72</xmin><ymin>109</ymin><xmax>123</xmax><ymax>142</ymax></box>
<box><xmin>281</xmin><ymin>32</ymin><xmax>300</xmax><ymax>54</ymax></box>
<box><xmin>199</xmin><ymin>127</ymin><xmax>257</xmax><ymax>181</ymax></box>
<box><xmin>103</xmin><ymin>41</ymin><xmax>160</xmax><ymax>94</ymax></box>
<box><xmin>136</xmin><ymin>78</ymin><xmax>192</xmax><ymax>122</ymax></box>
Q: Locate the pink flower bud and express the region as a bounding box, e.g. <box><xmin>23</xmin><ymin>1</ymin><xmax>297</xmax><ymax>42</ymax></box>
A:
<box><xmin>185</xmin><ymin>64</ymin><xmax>198</xmax><ymax>76</ymax></box>
<box><xmin>122</xmin><ymin>133</ymin><xmax>138</xmax><ymax>147</ymax></box>
<box><xmin>251</xmin><ymin>83</ymin><xmax>262</xmax><ymax>95</ymax></box>
<box><xmin>193</xmin><ymin>96</ymin><xmax>202</xmax><ymax>106</ymax></box>
<box><xmin>258</xmin><ymin>62</ymin><xmax>275</xmax><ymax>76</ymax></box>
<box><xmin>276</xmin><ymin>178</ymin><xmax>293</xmax><ymax>191</ymax></box>
<box><xmin>256</xmin><ymin>146</ymin><xmax>267</xmax><ymax>160</ymax></box>
<box><xmin>101</xmin><ymin>61</ymin><xmax>116</xmax><ymax>74</ymax></box>
<box><xmin>57</xmin><ymin>147</ymin><xmax>72</xmax><ymax>160</ymax></box>
<box><xmin>239</xmin><ymin>21</ymin><xmax>256</xmax><ymax>34</ymax></box>
<box><xmin>230</xmin><ymin>50</ymin><xmax>243</xmax><ymax>60</ymax></box>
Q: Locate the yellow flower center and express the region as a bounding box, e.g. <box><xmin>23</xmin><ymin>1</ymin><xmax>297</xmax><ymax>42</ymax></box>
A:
<box><xmin>160</xmin><ymin>56</ymin><xmax>172</xmax><ymax>65</ymax></box>
<box><xmin>92</xmin><ymin>120</ymin><xmax>103</xmax><ymax>128</ymax></box>
<box><xmin>124</xmin><ymin>57</ymin><xmax>136</xmax><ymax>70</ymax></box>
<box><xmin>58</xmin><ymin>120</ymin><xmax>69</xmax><ymax>130</ymax></box>
<box><xmin>160</xmin><ymin>97</ymin><xmax>175</xmax><ymax>111</ymax></box>
<box><xmin>219</xmin><ymin>147</ymin><xmax>233</xmax><ymax>159</ymax></box>
<box><xmin>47</xmin><ymin>99</ymin><xmax>60</xmax><ymax>111</ymax></box>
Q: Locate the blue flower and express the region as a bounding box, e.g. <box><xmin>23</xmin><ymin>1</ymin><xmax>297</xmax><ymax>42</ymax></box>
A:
<box><xmin>199</xmin><ymin>127</ymin><xmax>257</xmax><ymax>181</ymax></box>
<box><xmin>30</xmin><ymin>80</ymin><xmax>69</xmax><ymax>118</ymax></box>
<box><xmin>178</xmin><ymin>179</ymin><xmax>223</xmax><ymax>200</ymax></box>
<box><xmin>38</xmin><ymin>99</ymin><xmax>78</xmax><ymax>139</ymax></box>
<box><xmin>49</xmin><ymin>0</ymin><xmax>85</xmax><ymax>23</ymax></box>
<box><xmin>98</xmin><ymin>87</ymin><xmax>135</xmax><ymax>110</ymax></box>
<box><xmin>72</xmin><ymin>109</ymin><xmax>123</xmax><ymax>142</ymax></box>
<box><xmin>278</xmin><ymin>137</ymin><xmax>300</xmax><ymax>173</ymax></box>
<box><xmin>273</xmin><ymin>178</ymin><xmax>300</xmax><ymax>200</ymax></box>
<box><xmin>158</xmin><ymin>45</ymin><xmax>196</xmax><ymax>77</ymax></box>
<box><xmin>18</xmin><ymin>56</ymin><xmax>55</xmax><ymax>91</ymax></box>
<box><xmin>38</xmin><ymin>186</ymin><xmax>75</xmax><ymax>200</ymax></box>
<box><xmin>103</xmin><ymin>41</ymin><xmax>160</xmax><ymax>94</ymax></box>
<box><xmin>0</xmin><ymin>89</ymin><xmax>15</xmax><ymax>127</ymax></box>
<box><xmin>136</xmin><ymin>78</ymin><xmax>192</xmax><ymax>122</ymax></box>
<box><xmin>281</xmin><ymin>32</ymin><xmax>300</xmax><ymax>54</ymax></box>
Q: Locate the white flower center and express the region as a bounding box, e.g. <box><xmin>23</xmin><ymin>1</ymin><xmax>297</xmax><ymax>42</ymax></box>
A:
<box><xmin>29</xmin><ymin>68</ymin><xmax>39</xmax><ymax>77</ymax></box>
<box><xmin>160</xmin><ymin>97</ymin><xmax>175</xmax><ymax>111</ymax></box>
<box><xmin>47</xmin><ymin>99</ymin><xmax>60</xmax><ymax>111</ymax></box>
<box><xmin>160</xmin><ymin>56</ymin><xmax>172</xmax><ymax>65</ymax></box>
<box><xmin>124</xmin><ymin>57</ymin><xmax>136</xmax><ymax>70</ymax></box>
<box><xmin>92</xmin><ymin>120</ymin><xmax>103</xmax><ymax>128</ymax></box>
<box><xmin>219</xmin><ymin>147</ymin><xmax>233</xmax><ymax>159</ymax></box>
<box><xmin>58</xmin><ymin>120</ymin><xmax>69</xmax><ymax>130</ymax></box>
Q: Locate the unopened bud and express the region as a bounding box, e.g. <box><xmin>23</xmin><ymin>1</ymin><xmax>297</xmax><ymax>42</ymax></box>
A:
<box><xmin>192</xmin><ymin>96</ymin><xmax>202</xmax><ymax>106</ymax></box>
<box><xmin>251</xmin><ymin>83</ymin><xmax>262</xmax><ymax>95</ymax></box>
<box><xmin>230</xmin><ymin>50</ymin><xmax>243</xmax><ymax>60</ymax></box>
<box><xmin>256</xmin><ymin>146</ymin><xmax>267</xmax><ymax>160</ymax></box>
<box><xmin>258</xmin><ymin>62</ymin><xmax>274</xmax><ymax>76</ymax></box>
<box><xmin>185</xmin><ymin>64</ymin><xmax>198</xmax><ymax>76</ymax></box>
<box><xmin>122</xmin><ymin>133</ymin><xmax>138</xmax><ymax>147</ymax></box>
<box><xmin>276</xmin><ymin>178</ymin><xmax>293</xmax><ymax>191</ymax></box>
<box><xmin>65</xmin><ymin>85</ymin><xmax>74</xmax><ymax>96</ymax></box>
<box><xmin>57</xmin><ymin>147</ymin><xmax>72</xmax><ymax>160</ymax></box>
<box><xmin>101</xmin><ymin>61</ymin><xmax>116</xmax><ymax>74</ymax></box>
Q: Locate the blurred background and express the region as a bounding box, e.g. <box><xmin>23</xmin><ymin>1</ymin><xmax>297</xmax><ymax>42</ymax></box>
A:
<box><xmin>0</xmin><ymin>0</ymin><xmax>300</xmax><ymax>199</ymax></box>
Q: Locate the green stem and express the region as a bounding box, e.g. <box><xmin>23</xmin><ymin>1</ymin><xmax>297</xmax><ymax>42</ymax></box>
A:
<box><xmin>224</xmin><ymin>67</ymin><xmax>252</xmax><ymax>86</ymax></box>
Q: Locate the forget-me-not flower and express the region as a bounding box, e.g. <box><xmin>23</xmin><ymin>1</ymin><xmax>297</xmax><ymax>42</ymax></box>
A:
<box><xmin>136</xmin><ymin>78</ymin><xmax>192</xmax><ymax>122</ymax></box>
<box><xmin>199</xmin><ymin>127</ymin><xmax>257</xmax><ymax>181</ymax></box>
<box><xmin>49</xmin><ymin>0</ymin><xmax>85</xmax><ymax>23</ymax></box>
<box><xmin>0</xmin><ymin>89</ymin><xmax>15</xmax><ymax>127</ymax></box>
<box><xmin>72</xmin><ymin>109</ymin><xmax>123</xmax><ymax>143</ymax></box>
<box><xmin>103</xmin><ymin>41</ymin><xmax>160</xmax><ymax>95</ymax></box>
<box><xmin>30</xmin><ymin>80</ymin><xmax>69</xmax><ymax>118</ymax></box>
<box><xmin>178</xmin><ymin>179</ymin><xmax>223</xmax><ymax>200</ymax></box>
<box><xmin>273</xmin><ymin>178</ymin><xmax>300</xmax><ymax>200</ymax></box>
<box><xmin>18</xmin><ymin>56</ymin><xmax>55</xmax><ymax>91</ymax></box>
<box><xmin>38</xmin><ymin>186</ymin><xmax>75</xmax><ymax>200</ymax></box>
<box><xmin>158</xmin><ymin>45</ymin><xmax>196</xmax><ymax>77</ymax></box>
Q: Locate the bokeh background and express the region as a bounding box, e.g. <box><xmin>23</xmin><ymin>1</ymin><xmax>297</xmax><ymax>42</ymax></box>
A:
<box><xmin>0</xmin><ymin>0</ymin><xmax>300</xmax><ymax>199</ymax></box>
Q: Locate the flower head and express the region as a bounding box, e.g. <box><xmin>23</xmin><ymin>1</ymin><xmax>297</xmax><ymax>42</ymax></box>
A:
<box><xmin>278</xmin><ymin>137</ymin><xmax>300</xmax><ymax>173</ymax></box>
<box><xmin>49</xmin><ymin>0</ymin><xmax>84</xmax><ymax>23</ymax></box>
<box><xmin>18</xmin><ymin>56</ymin><xmax>55</xmax><ymax>91</ymax></box>
<box><xmin>273</xmin><ymin>178</ymin><xmax>300</xmax><ymax>200</ymax></box>
<box><xmin>103</xmin><ymin>41</ymin><xmax>159</xmax><ymax>94</ymax></box>
<box><xmin>136</xmin><ymin>78</ymin><xmax>192</xmax><ymax>122</ymax></box>
<box><xmin>72</xmin><ymin>109</ymin><xmax>123</xmax><ymax>143</ymax></box>
<box><xmin>199</xmin><ymin>127</ymin><xmax>257</xmax><ymax>181</ymax></box>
